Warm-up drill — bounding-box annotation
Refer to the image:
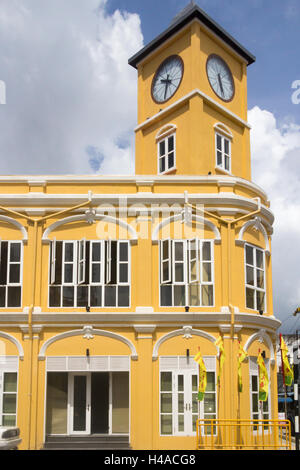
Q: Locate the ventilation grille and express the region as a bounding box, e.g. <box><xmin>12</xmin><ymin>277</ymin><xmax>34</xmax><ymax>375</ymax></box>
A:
<box><xmin>46</xmin><ymin>356</ymin><xmax>130</xmax><ymax>372</ymax></box>
<box><xmin>160</xmin><ymin>356</ymin><xmax>215</xmax><ymax>372</ymax></box>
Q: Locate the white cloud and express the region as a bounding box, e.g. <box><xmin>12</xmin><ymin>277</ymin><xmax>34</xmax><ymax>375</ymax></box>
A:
<box><xmin>0</xmin><ymin>0</ymin><xmax>143</xmax><ymax>175</ymax></box>
<box><xmin>249</xmin><ymin>106</ymin><xmax>300</xmax><ymax>332</ymax></box>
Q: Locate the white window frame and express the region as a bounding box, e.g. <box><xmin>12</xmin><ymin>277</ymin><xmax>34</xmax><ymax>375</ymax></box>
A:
<box><xmin>159</xmin><ymin>356</ymin><xmax>217</xmax><ymax>437</ymax></box>
<box><xmin>245</xmin><ymin>243</ymin><xmax>266</xmax><ymax>312</ymax></box>
<box><xmin>157</xmin><ymin>132</ymin><xmax>176</xmax><ymax>175</ymax></box>
<box><xmin>159</xmin><ymin>239</ymin><xmax>214</xmax><ymax>307</ymax></box>
<box><xmin>215</xmin><ymin>132</ymin><xmax>231</xmax><ymax>173</ymax></box>
<box><xmin>160</xmin><ymin>239</ymin><xmax>172</xmax><ymax>285</ymax></box>
<box><xmin>77</xmin><ymin>238</ymin><xmax>86</xmax><ymax>285</ymax></box>
<box><xmin>0</xmin><ymin>370</ymin><xmax>18</xmax><ymax>427</ymax></box>
<box><xmin>50</xmin><ymin>238</ymin><xmax>56</xmax><ymax>285</ymax></box>
<box><xmin>0</xmin><ymin>241</ymin><xmax>23</xmax><ymax>308</ymax></box>
<box><xmin>188</xmin><ymin>238</ymin><xmax>200</xmax><ymax>284</ymax></box>
<box><xmin>49</xmin><ymin>240</ymin><xmax>130</xmax><ymax>308</ymax></box>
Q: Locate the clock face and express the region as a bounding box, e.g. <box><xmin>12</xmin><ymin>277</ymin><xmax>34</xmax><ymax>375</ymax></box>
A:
<box><xmin>151</xmin><ymin>55</ymin><xmax>184</xmax><ymax>103</ymax></box>
<box><xmin>206</xmin><ymin>54</ymin><xmax>235</xmax><ymax>102</ymax></box>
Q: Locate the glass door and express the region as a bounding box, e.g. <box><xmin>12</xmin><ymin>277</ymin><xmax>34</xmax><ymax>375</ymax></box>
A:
<box><xmin>69</xmin><ymin>373</ymin><xmax>91</xmax><ymax>434</ymax></box>
<box><xmin>174</xmin><ymin>370</ymin><xmax>198</xmax><ymax>436</ymax></box>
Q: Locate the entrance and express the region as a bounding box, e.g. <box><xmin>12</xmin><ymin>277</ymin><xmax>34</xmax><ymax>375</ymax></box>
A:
<box><xmin>46</xmin><ymin>371</ymin><xmax>129</xmax><ymax>436</ymax></box>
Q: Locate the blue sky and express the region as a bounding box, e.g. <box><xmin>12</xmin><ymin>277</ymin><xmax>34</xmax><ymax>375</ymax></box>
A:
<box><xmin>0</xmin><ymin>0</ymin><xmax>299</xmax><ymax>332</ymax></box>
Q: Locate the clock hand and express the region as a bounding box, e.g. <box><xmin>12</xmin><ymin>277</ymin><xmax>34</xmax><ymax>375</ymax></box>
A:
<box><xmin>217</xmin><ymin>73</ymin><xmax>225</xmax><ymax>96</ymax></box>
<box><xmin>161</xmin><ymin>74</ymin><xmax>171</xmax><ymax>99</ymax></box>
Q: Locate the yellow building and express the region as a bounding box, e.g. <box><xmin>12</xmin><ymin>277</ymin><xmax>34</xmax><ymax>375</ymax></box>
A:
<box><xmin>0</xmin><ymin>4</ymin><xmax>282</xmax><ymax>450</ymax></box>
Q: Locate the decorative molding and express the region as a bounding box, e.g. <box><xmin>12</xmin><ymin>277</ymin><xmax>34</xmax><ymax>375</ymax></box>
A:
<box><xmin>236</xmin><ymin>216</ymin><xmax>271</xmax><ymax>254</ymax></box>
<box><xmin>0</xmin><ymin>332</ymin><xmax>24</xmax><ymax>360</ymax></box>
<box><xmin>38</xmin><ymin>326</ymin><xmax>138</xmax><ymax>360</ymax></box>
<box><xmin>244</xmin><ymin>329</ymin><xmax>275</xmax><ymax>365</ymax></box>
<box><xmin>152</xmin><ymin>326</ymin><xmax>217</xmax><ymax>360</ymax></box>
<box><xmin>0</xmin><ymin>215</ymin><xmax>28</xmax><ymax>242</ymax></box>
<box><xmin>134</xmin><ymin>325</ymin><xmax>156</xmax><ymax>334</ymax></box>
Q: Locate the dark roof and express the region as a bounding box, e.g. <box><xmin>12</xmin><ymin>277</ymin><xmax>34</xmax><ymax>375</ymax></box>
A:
<box><xmin>128</xmin><ymin>3</ymin><xmax>255</xmax><ymax>69</ymax></box>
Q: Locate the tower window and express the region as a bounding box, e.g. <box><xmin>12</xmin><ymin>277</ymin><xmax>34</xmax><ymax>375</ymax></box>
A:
<box><xmin>158</xmin><ymin>133</ymin><xmax>176</xmax><ymax>175</ymax></box>
<box><xmin>215</xmin><ymin>132</ymin><xmax>231</xmax><ymax>172</ymax></box>
<box><xmin>245</xmin><ymin>244</ymin><xmax>265</xmax><ymax>312</ymax></box>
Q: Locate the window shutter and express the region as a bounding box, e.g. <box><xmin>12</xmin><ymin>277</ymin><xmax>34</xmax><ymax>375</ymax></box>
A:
<box><xmin>50</xmin><ymin>238</ymin><xmax>56</xmax><ymax>285</ymax></box>
<box><xmin>160</xmin><ymin>239</ymin><xmax>171</xmax><ymax>284</ymax></box>
<box><xmin>188</xmin><ymin>238</ymin><xmax>199</xmax><ymax>283</ymax></box>
<box><xmin>77</xmin><ymin>238</ymin><xmax>86</xmax><ymax>284</ymax></box>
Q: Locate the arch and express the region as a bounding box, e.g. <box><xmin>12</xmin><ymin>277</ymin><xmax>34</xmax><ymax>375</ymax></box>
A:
<box><xmin>152</xmin><ymin>212</ymin><xmax>221</xmax><ymax>243</ymax></box>
<box><xmin>155</xmin><ymin>123</ymin><xmax>177</xmax><ymax>140</ymax></box>
<box><xmin>0</xmin><ymin>215</ymin><xmax>28</xmax><ymax>242</ymax></box>
<box><xmin>38</xmin><ymin>326</ymin><xmax>138</xmax><ymax>360</ymax></box>
<box><xmin>152</xmin><ymin>326</ymin><xmax>218</xmax><ymax>360</ymax></box>
<box><xmin>236</xmin><ymin>217</ymin><xmax>270</xmax><ymax>254</ymax></box>
<box><xmin>42</xmin><ymin>213</ymin><xmax>138</xmax><ymax>243</ymax></box>
<box><xmin>0</xmin><ymin>332</ymin><xmax>24</xmax><ymax>360</ymax></box>
<box><xmin>213</xmin><ymin>122</ymin><xmax>233</xmax><ymax>139</ymax></box>
<box><xmin>244</xmin><ymin>329</ymin><xmax>275</xmax><ymax>365</ymax></box>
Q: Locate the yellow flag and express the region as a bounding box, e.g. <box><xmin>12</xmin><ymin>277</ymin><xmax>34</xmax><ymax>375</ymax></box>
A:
<box><xmin>214</xmin><ymin>335</ymin><xmax>225</xmax><ymax>384</ymax></box>
<box><xmin>257</xmin><ymin>352</ymin><xmax>269</xmax><ymax>402</ymax></box>
<box><xmin>237</xmin><ymin>342</ymin><xmax>248</xmax><ymax>392</ymax></box>
<box><xmin>194</xmin><ymin>350</ymin><xmax>207</xmax><ymax>401</ymax></box>
<box><xmin>280</xmin><ymin>336</ymin><xmax>294</xmax><ymax>386</ymax></box>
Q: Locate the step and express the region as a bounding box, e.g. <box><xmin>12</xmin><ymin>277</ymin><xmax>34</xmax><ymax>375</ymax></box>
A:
<box><xmin>43</xmin><ymin>435</ymin><xmax>131</xmax><ymax>450</ymax></box>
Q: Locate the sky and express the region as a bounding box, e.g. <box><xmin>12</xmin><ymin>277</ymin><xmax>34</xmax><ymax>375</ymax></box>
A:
<box><xmin>0</xmin><ymin>0</ymin><xmax>299</xmax><ymax>332</ymax></box>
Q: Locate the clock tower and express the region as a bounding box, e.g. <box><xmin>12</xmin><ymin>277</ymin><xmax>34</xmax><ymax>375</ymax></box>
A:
<box><xmin>129</xmin><ymin>3</ymin><xmax>255</xmax><ymax>179</ymax></box>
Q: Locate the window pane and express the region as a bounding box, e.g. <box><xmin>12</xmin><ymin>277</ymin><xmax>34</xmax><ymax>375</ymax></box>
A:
<box><xmin>178</xmin><ymin>393</ymin><xmax>184</xmax><ymax>413</ymax></box>
<box><xmin>178</xmin><ymin>375</ymin><xmax>184</xmax><ymax>392</ymax></box>
<box><xmin>160</xmin><ymin>285</ymin><xmax>172</xmax><ymax>306</ymax></box>
<box><xmin>206</xmin><ymin>372</ymin><xmax>215</xmax><ymax>392</ymax></box>
<box><xmin>162</xmin><ymin>240</ymin><xmax>169</xmax><ymax>260</ymax></box>
<box><xmin>161</xmin><ymin>372</ymin><xmax>172</xmax><ymax>392</ymax></box>
<box><xmin>246</xmin><ymin>287</ymin><xmax>254</xmax><ymax>309</ymax></box>
<box><xmin>7</xmin><ymin>287</ymin><xmax>21</xmax><ymax>307</ymax></box>
<box><xmin>202</xmin><ymin>285</ymin><xmax>213</xmax><ymax>306</ymax></box>
<box><xmin>10</xmin><ymin>243</ymin><xmax>20</xmax><ymax>262</ymax></box>
<box><xmin>159</xmin><ymin>140</ymin><xmax>165</xmax><ymax>157</ymax></box>
<box><xmin>162</xmin><ymin>261</ymin><xmax>170</xmax><ymax>283</ymax></box>
<box><xmin>160</xmin><ymin>157</ymin><xmax>165</xmax><ymax>173</ymax></box>
<box><xmin>202</xmin><ymin>242</ymin><xmax>211</xmax><ymax>261</ymax></box>
<box><xmin>118</xmin><ymin>286</ymin><xmax>129</xmax><ymax>307</ymax></box>
<box><xmin>256</xmin><ymin>270</ymin><xmax>264</xmax><ymax>289</ymax></box>
<box><xmin>2</xmin><ymin>415</ymin><xmax>16</xmax><ymax>426</ymax></box>
<box><xmin>64</xmin><ymin>264</ymin><xmax>73</xmax><ymax>283</ymax></box>
<box><xmin>4</xmin><ymin>373</ymin><xmax>17</xmax><ymax>392</ymax></box>
<box><xmin>92</xmin><ymin>243</ymin><xmax>101</xmax><ymax>262</ymax></box>
<box><xmin>246</xmin><ymin>246</ymin><xmax>254</xmax><ymax>265</ymax></box>
<box><xmin>77</xmin><ymin>286</ymin><xmax>88</xmax><ymax>307</ymax></box>
<box><xmin>202</xmin><ymin>263</ymin><xmax>211</xmax><ymax>282</ymax></box>
<box><xmin>161</xmin><ymin>393</ymin><xmax>172</xmax><ymax>413</ymax></box>
<box><xmin>174</xmin><ymin>242</ymin><xmax>184</xmax><ymax>261</ymax></box>
<box><xmin>256</xmin><ymin>291</ymin><xmax>265</xmax><ymax>311</ymax></box>
<box><xmin>0</xmin><ymin>242</ymin><xmax>8</xmax><ymax>285</ymax></box>
<box><xmin>246</xmin><ymin>266</ymin><xmax>254</xmax><ymax>286</ymax></box>
<box><xmin>119</xmin><ymin>243</ymin><xmax>128</xmax><ymax>262</ymax></box>
<box><xmin>3</xmin><ymin>394</ymin><xmax>16</xmax><ymax>413</ymax></box>
<box><xmin>105</xmin><ymin>286</ymin><xmax>116</xmax><ymax>307</ymax></box>
<box><xmin>9</xmin><ymin>265</ymin><xmax>20</xmax><ymax>284</ymax></box>
<box><xmin>216</xmin><ymin>134</ymin><xmax>222</xmax><ymax>150</ymax></box>
<box><xmin>256</xmin><ymin>250</ymin><xmax>264</xmax><ymax>269</ymax></box>
<box><xmin>189</xmin><ymin>284</ymin><xmax>200</xmax><ymax>306</ymax></box>
<box><xmin>217</xmin><ymin>151</ymin><xmax>222</xmax><ymax>166</ymax></box>
<box><xmin>168</xmin><ymin>153</ymin><xmax>174</xmax><ymax>169</ymax></box>
<box><xmin>119</xmin><ymin>264</ymin><xmax>128</xmax><ymax>283</ymax></box>
<box><xmin>168</xmin><ymin>135</ymin><xmax>174</xmax><ymax>152</ymax></box>
<box><xmin>252</xmin><ymin>375</ymin><xmax>258</xmax><ymax>392</ymax></box>
<box><xmin>204</xmin><ymin>394</ymin><xmax>216</xmax><ymax>414</ymax></box>
<box><xmin>90</xmin><ymin>286</ymin><xmax>102</xmax><ymax>306</ymax></box>
<box><xmin>174</xmin><ymin>285</ymin><xmax>185</xmax><ymax>306</ymax></box>
<box><xmin>225</xmin><ymin>155</ymin><xmax>230</xmax><ymax>171</ymax></box>
<box><xmin>175</xmin><ymin>264</ymin><xmax>184</xmax><ymax>283</ymax></box>
<box><xmin>62</xmin><ymin>286</ymin><xmax>74</xmax><ymax>307</ymax></box>
<box><xmin>0</xmin><ymin>287</ymin><xmax>5</xmax><ymax>307</ymax></box>
<box><xmin>161</xmin><ymin>415</ymin><xmax>172</xmax><ymax>435</ymax></box>
<box><xmin>92</xmin><ymin>264</ymin><xmax>101</xmax><ymax>283</ymax></box>
<box><xmin>49</xmin><ymin>286</ymin><xmax>61</xmax><ymax>307</ymax></box>
<box><xmin>224</xmin><ymin>139</ymin><xmax>229</xmax><ymax>155</ymax></box>
<box><xmin>64</xmin><ymin>243</ymin><xmax>73</xmax><ymax>262</ymax></box>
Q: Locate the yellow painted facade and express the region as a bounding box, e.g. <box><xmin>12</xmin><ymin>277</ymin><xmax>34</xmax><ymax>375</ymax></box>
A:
<box><xmin>0</xmin><ymin>5</ymin><xmax>281</xmax><ymax>450</ymax></box>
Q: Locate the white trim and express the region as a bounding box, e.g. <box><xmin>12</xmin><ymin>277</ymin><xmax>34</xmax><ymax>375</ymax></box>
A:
<box><xmin>42</xmin><ymin>214</ymin><xmax>138</xmax><ymax>243</ymax></box>
<box><xmin>155</xmin><ymin>124</ymin><xmax>177</xmax><ymax>140</ymax></box>
<box><xmin>244</xmin><ymin>330</ymin><xmax>275</xmax><ymax>365</ymax></box>
<box><xmin>39</xmin><ymin>327</ymin><xmax>138</xmax><ymax>360</ymax></box>
<box><xmin>152</xmin><ymin>213</ymin><xmax>221</xmax><ymax>242</ymax></box>
<box><xmin>215</xmin><ymin>132</ymin><xmax>231</xmax><ymax>173</ymax></box>
<box><xmin>213</xmin><ymin>122</ymin><xmax>233</xmax><ymax>139</ymax></box>
<box><xmin>152</xmin><ymin>327</ymin><xmax>217</xmax><ymax>360</ymax></box>
<box><xmin>157</xmin><ymin>132</ymin><xmax>176</xmax><ymax>175</ymax></box>
<box><xmin>0</xmin><ymin>333</ymin><xmax>24</xmax><ymax>360</ymax></box>
<box><xmin>236</xmin><ymin>218</ymin><xmax>270</xmax><ymax>255</ymax></box>
<box><xmin>0</xmin><ymin>216</ymin><xmax>28</xmax><ymax>242</ymax></box>
<box><xmin>135</xmin><ymin>88</ymin><xmax>251</xmax><ymax>133</ymax></box>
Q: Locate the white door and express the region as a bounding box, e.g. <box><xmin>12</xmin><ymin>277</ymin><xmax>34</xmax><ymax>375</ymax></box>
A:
<box><xmin>173</xmin><ymin>370</ymin><xmax>199</xmax><ymax>436</ymax></box>
<box><xmin>69</xmin><ymin>373</ymin><xmax>91</xmax><ymax>435</ymax></box>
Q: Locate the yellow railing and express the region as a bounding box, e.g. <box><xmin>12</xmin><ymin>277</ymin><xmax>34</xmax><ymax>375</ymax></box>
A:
<box><xmin>196</xmin><ymin>419</ymin><xmax>291</xmax><ymax>450</ymax></box>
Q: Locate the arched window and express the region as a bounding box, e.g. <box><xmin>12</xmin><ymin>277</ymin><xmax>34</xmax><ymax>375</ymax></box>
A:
<box><xmin>156</xmin><ymin>124</ymin><xmax>177</xmax><ymax>175</ymax></box>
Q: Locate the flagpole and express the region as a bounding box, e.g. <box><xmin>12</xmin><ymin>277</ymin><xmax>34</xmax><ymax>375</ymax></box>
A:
<box><xmin>279</xmin><ymin>334</ymin><xmax>288</xmax><ymax>419</ymax></box>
